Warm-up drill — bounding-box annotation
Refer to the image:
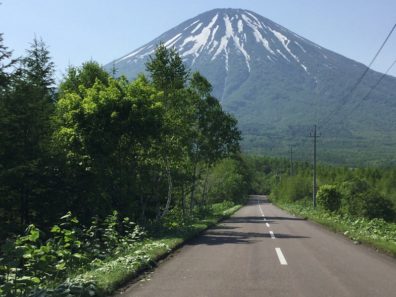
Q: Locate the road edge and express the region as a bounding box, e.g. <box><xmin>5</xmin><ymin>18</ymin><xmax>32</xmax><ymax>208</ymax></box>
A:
<box><xmin>110</xmin><ymin>204</ymin><xmax>244</xmax><ymax>296</ymax></box>
<box><xmin>269</xmin><ymin>198</ymin><xmax>396</xmax><ymax>259</ymax></box>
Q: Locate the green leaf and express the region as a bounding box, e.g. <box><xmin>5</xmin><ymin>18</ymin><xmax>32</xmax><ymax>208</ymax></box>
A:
<box><xmin>60</xmin><ymin>211</ymin><xmax>72</xmax><ymax>220</ymax></box>
<box><xmin>51</xmin><ymin>225</ymin><xmax>61</xmax><ymax>233</ymax></box>
<box><xmin>28</xmin><ymin>229</ymin><xmax>40</xmax><ymax>242</ymax></box>
<box><xmin>72</xmin><ymin>253</ymin><xmax>83</xmax><ymax>259</ymax></box>
<box><xmin>55</xmin><ymin>262</ymin><xmax>66</xmax><ymax>271</ymax></box>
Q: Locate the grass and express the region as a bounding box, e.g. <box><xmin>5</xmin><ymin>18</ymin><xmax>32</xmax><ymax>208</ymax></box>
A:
<box><xmin>73</xmin><ymin>203</ymin><xmax>243</xmax><ymax>296</ymax></box>
<box><xmin>271</xmin><ymin>199</ymin><xmax>396</xmax><ymax>258</ymax></box>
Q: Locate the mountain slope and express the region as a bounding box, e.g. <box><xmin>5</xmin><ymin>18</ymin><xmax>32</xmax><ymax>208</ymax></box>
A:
<box><xmin>105</xmin><ymin>8</ymin><xmax>396</xmax><ymax>165</ymax></box>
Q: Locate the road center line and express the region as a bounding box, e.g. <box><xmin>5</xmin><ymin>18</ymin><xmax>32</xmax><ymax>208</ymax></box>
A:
<box><xmin>257</xmin><ymin>200</ymin><xmax>265</xmax><ymax>217</ymax></box>
<box><xmin>275</xmin><ymin>248</ymin><xmax>288</xmax><ymax>265</ymax></box>
<box><xmin>269</xmin><ymin>230</ymin><xmax>275</xmax><ymax>239</ymax></box>
<box><xmin>266</xmin><ymin>222</ymin><xmax>270</xmax><ymax>228</ymax></box>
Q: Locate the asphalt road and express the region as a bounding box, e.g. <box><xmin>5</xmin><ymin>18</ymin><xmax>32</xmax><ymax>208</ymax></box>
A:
<box><xmin>115</xmin><ymin>195</ymin><xmax>396</xmax><ymax>297</ymax></box>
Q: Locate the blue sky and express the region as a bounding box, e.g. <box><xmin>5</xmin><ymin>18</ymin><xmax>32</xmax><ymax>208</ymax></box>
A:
<box><xmin>1</xmin><ymin>0</ymin><xmax>395</xmax><ymax>80</ymax></box>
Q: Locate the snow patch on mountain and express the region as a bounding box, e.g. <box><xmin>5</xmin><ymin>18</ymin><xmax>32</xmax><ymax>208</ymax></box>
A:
<box><xmin>164</xmin><ymin>33</ymin><xmax>182</xmax><ymax>48</ymax></box>
<box><xmin>181</xmin><ymin>14</ymin><xmax>219</xmax><ymax>64</ymax></box>
<box><xmin>191</xmin><ymin>23</ymin><xmax>203</xmax><ymax>34</ymax></box>
<box><xmin>269</xmin><ymin>27</ymin><xmax>308</xmax><ymax>72</ymax></box>
<box><xmin>241</xmin><ymin>14</ymin><xmax>275</xmax><ymax>55</ymax></box>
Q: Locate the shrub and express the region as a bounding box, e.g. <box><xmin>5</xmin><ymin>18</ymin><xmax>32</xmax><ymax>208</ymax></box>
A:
<box><xmin>317</xmin><ymin>185</ymin><xmax>341</xmax><ymax>212</ymax></box>
<box><xmin>360</xmin><ymin>191</ymin><xmax>395</xmax><ymax>221</ymax></box>
<box><xmin>339</xmin><ymin>179</ymin><xmax>370</xmax><ymax>216</ymax></box>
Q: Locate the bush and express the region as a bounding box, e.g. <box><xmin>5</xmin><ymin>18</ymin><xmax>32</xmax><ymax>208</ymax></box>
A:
<box><xmin>317</xmin><ymin>185</ymin><xmax>341</xmax><ymax>212</ymax></box>
<box><xmin>360</xmin><ymin>191</ymin><xmax>395</xmax><ymax>221</ymax></box>
<box><xmin>339</xmin><ymin>179</ymin><xmax>395</xmax><ymax>221</ymax></box>
<box><xmin>339</xmin><ymin>179</ymin><xmax>370</xmax><ymax>216</ymax></box>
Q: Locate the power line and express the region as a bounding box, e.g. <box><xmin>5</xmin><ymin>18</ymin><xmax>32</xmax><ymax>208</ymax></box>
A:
<box><xmin>319</xmin><ymin>23</ymin><xmax>396</xmax><ymax>130</ymax></box>
<box><xmin>349</xmin><ymin>58</ymin><xmax>396</xmax><ymax>112</ymax></box>
<box><xmin>323</xmin><ymin>57</ymin><xmax>396</xmax><ymax>131</ymax></box>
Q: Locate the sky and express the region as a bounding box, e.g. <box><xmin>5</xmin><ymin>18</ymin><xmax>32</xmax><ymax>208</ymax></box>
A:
<box><xmin>0</xmin><ymin>0</ymin><xmax>395</xmax><ymax>81</ymax></box>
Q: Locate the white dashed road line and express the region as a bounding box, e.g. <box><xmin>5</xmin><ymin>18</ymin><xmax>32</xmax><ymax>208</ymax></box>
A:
<box><xmin>257</xmin><ymin>200</ymin><xmax>265</xmax><ymax>217</ymax></box>
<box><xmin>258</xmin><ymin>199</ymin><xmax>288</xmax><ymax>266</ymax></box>
<box><xmin>275</xmin><ymin>248</ymin><xmax>288</xmax><ymax>265</ymax></box>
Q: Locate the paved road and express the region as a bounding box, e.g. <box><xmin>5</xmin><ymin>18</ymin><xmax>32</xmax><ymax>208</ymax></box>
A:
<box><xmin>115</xmin><ymin>195</ymin><xmax>396</xmax><ymax>297</ymax></box>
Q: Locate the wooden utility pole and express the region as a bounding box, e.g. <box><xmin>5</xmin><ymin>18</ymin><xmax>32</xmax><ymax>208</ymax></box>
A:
<box><xmin>289</xmin><ymin>145</ymin><xmax>293</xmax><ymax>176</ymax></box>
<box><xmin>309</xmin><ymin>125</ymin><xmax>320</xmax><ymax>208</ymax></box>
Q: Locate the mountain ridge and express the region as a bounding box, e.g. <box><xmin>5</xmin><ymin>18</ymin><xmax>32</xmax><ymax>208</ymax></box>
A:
<box><xmin>105</xmin><ymin>8</ymin><xmax>396</xmax><ymax>165</ymax></box>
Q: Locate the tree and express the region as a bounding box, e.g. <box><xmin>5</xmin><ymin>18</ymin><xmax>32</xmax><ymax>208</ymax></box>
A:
<box><xmin>59</xmin><ymin>61</ymin><xmax>110</xmax><ymax>97</ymax></box>
<box><xmin>22</xmin><ymin>37</ymin><xmax>54</xmax><ymax>89</ymax></box>
<box><xmin>145</xmin><ymin>43</ymin><xmax>189</xmax><ymax>95</ymax></box>
<box><xmin>0</xmin><ymin>33</ymin><xmax>16</xmax><ymax>90</ymax></box>
<box><xmin>54</xmin><ymin>72</ymin><xmax>164</xmax><ymax>220</ymax></box>
<box><xmin>0</xmin><ymin>37</ymin><xmax>55</xmax><ymax>228</ymax></box>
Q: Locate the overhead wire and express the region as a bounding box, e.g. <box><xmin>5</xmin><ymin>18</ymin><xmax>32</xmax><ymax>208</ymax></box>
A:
<box><xmin>318</xmin><ymin>23</ymin><xmax>396</xmax><ymax>130</ymax></box>
<box><xmin>349</xmin><ymin>58</ymin><xmax>396</xmax><ymax>112</ymax></box>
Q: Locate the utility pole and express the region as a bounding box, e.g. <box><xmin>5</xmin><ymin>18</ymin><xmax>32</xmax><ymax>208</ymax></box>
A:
<box><xmin>289</xmin><ymin>145</ymin><xmax>293</xmax><ymax>176</ymax></box>
<box><xmin>309</xmin><ymin>125</ymin><xmax>320</xmax><ymax>208</ymax></box>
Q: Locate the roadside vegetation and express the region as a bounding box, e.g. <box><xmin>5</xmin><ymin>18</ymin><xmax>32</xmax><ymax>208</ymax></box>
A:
<box><xmin>246</xmin><ymin>155</ymin><xmax>396</xmax><ymax>256</ymax></box>
<box><xmin>0</xmin><ymin>35</ymin><xmax>250</xmax><ymax>296</ymax></box>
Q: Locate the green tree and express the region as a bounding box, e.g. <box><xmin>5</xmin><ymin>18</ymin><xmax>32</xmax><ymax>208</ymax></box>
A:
<box><xmin>0</xmin><ymin>37</ymin><xmax>55</xmax><ymax>229</ymax></box>
<box><xmin>59</xmin><ymin>61</ymin><xmax>110</xmax><ymax>97</ymax></box>
<box><xmin>0</xmin><ymin>33</ymin><xmax>16</xmax><ymax>90</ymax></box>
<box><xmin>54</xmin><ymin>72</ymin><xmax>163</xmax><ymax>219</ymax></box>
<box><xmin>145</xmin><ymin>43</ymin><xmax>189</xmax><ymax>95</ymax></box>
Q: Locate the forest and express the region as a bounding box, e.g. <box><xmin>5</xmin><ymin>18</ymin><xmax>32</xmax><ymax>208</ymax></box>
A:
<box><xmin>0</xmin><ymin>35</ymin><xmax>249</xmax><ymax>296</ymax></box>
<box><xmin>247</xmin><ymin>155</ymin><xmax>396</xmax><ymax>219</ymax></box>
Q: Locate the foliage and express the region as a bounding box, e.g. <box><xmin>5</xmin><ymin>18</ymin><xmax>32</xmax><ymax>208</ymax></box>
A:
<box><xmin>248</xmin><ymin>155</ymin><xmax>396</xmax><ymax>222</ymax></box>
<box><xmin>0</xmin><ymin>33</ymin><xmax>16</xmax><ymax>89</ymax></box>
<box><xmin>317</xmin><ymin>185</ymin><xmax>341</xmax><ymax>212</ymax></box>
<box><xmin>271</xmin><ymin>175</ymin><xmax>311</xmax><ymax>202</ymax></box>
<box><xmin>359</xmin><ymin>191</ymin><xmax>395</xmax><ymax>221</ymax></box>
<box><xmin>0</xmin><ymin>212</ymin><xmax>146</xmax><ymax>296</ymax></box>
<box><xmin>0</xmin><ymin>36</ymin><xmax>56</xmax><ymax>235</ymax></box>
<box><xmin>205</xmin><ymin>158</ymin><xmax>250</xmax><ymax>204</ymax></box>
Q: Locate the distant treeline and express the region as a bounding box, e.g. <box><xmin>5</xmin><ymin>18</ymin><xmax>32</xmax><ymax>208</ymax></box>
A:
<box><xmin>246</xmin><ymin>155</ymin><xmax>396</xmax><ymax>221</ymax></box>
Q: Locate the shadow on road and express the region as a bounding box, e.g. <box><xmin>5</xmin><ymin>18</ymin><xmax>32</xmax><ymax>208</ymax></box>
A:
<box><xmin>224</xmin><ymin>216</ymin><xmax>304</xmax><ymax>224</ymax></box>
<box><xmin>265</xmin><ymin>216</ymin><xmax>305</xmax><ymax>221</ymax></box>
<box><xmin>188</xmin><ymin>229</ymin><xmax>309</xmax><ymax>246</ymax></box>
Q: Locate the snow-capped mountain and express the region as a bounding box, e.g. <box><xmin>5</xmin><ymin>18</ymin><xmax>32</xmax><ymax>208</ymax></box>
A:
<box><xmin>105</xmin><ymin>9</ymin><xmax>396</xmax><ymax>165</ymax></box>
<box><xmin>108</xmin><ymin>9</ymin><xmax>330</xmax><ymax>99</ymax></box>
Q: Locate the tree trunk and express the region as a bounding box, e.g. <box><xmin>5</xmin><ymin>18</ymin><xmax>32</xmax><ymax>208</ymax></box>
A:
<box><xmin>201</xmin><ymin>164</ymin><xmax>210</xmax><ymax>206</ymax></box>
<box><xmin>189</xmin><ymin>162</ymin><xmax>197</xmax><ymax>213</ymax></box>
<box><xmin>181</xmin><ymin>184</ymin><xmax>186</xmax><ymax>220</ymax></box>
<box><xmin>160</xmin><ymin>164</ymin><xmax>173</xmax><ymax>218</ymax></box>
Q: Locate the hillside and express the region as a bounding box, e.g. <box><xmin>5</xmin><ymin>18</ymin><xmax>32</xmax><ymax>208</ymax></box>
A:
<box><xmin>105</xmin><ymin>8</ymin><xmax>396</xmax><ymax>165</ymax></box>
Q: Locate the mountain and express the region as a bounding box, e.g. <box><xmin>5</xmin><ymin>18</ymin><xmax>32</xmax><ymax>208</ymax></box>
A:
<box><xmin>105</xmin><ymin>8</ymin><xmax>396</xmax><ymax>166</ymax></box>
